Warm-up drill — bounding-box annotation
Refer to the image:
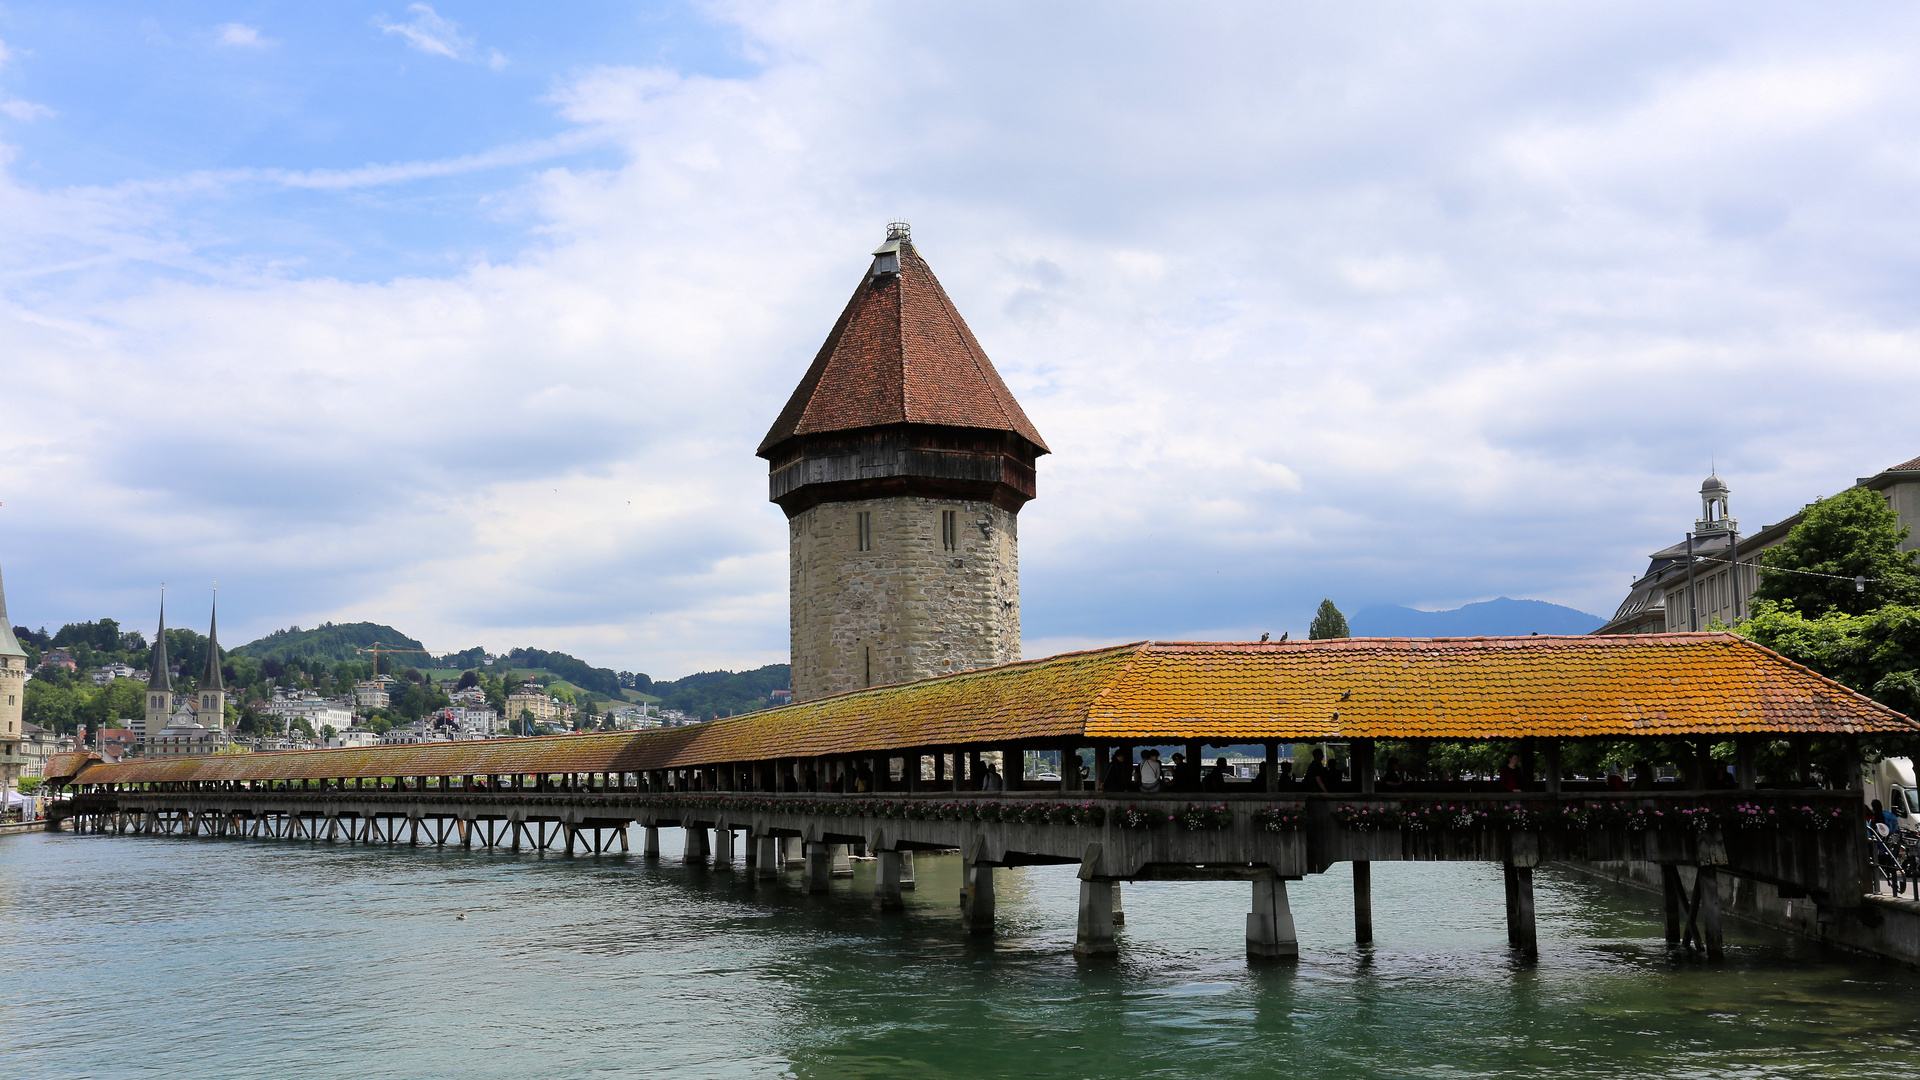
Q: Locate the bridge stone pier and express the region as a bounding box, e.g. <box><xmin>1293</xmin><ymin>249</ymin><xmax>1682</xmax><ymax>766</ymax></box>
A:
<box><xmin>43</xmin><ymin>633</ymin><xmax>1915</xmax><ymax>965</ymax></box>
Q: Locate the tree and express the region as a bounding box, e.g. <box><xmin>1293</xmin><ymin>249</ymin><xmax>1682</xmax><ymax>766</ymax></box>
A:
<box><xmin>1754</xmin><ymin>486</ymin><xmax>1920</xmax><ymax>616</ymax></box>
<box><xmin>1308</xmin><ymin>600</ymin><xmax>1350</xmax><ymax>640</ymax></box>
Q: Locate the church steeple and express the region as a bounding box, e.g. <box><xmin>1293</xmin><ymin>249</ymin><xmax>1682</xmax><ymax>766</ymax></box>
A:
<box><xmin>144</xmin><ymin>589</ymin><xmax>173</xmax><ymax>748</ymax></box>
<box><xmin>148</xmin><ymin>590</ymin><xmax>171</xmax><ymax>691</ymax></box>
<box><xmin>201</xmin><ymin>592</ymin><xmax>224</xmax><ymax>691</ymax></box>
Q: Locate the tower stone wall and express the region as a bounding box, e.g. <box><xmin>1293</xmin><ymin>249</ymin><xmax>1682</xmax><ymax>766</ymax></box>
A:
<box><xmin>790</xmin><ymin>496</ymin><xmax>1019</xmax><ymax>700</ymax></box>
<box><xmin>0</xmin><ymin>563</ymin><xmax>27</xmax><ymax>801</ymax></box>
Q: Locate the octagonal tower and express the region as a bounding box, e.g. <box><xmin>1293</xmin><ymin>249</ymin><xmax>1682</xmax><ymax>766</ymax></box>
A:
<box><xmin>760</xmin><ymin>225</ymin><xmax>1048</xmax><ymax>702</ymax></box>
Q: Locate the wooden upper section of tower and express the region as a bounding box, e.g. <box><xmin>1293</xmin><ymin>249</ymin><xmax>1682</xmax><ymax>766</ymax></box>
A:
<box><xmin>758</xmin><ymin>226</ymin><xmax>1048</xmax><ymax>516</ymax></box>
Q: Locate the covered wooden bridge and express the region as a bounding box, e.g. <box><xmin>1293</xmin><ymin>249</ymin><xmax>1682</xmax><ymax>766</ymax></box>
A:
<box><xmin>49</xmin><ymin>633</ymin><xmax>1915</xmax><ymax>962</ymax></box>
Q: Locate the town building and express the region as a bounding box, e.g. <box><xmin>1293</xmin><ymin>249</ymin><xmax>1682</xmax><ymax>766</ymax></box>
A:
<box><xmin>15</xmin><ymin>722</ymin><xmax>74</xmax><ymax>778</ymax></box>
<box><xmin>505</xmin><ymin>685</ymin><xmax>569</xmax><ymax>726</ymax></box>
<box><xmin>1596</xmin><ymin>454</ymin><xmax>1920</xmax><ymax>635</ymax></box>
<box><xmin>264</xmin><ymin>691</ymin><xmax>355</xmax><ymax>732</ymax></box>
<box><xmin>39</xmin><ymin>648</ymin><xmax>77</xmax><ymax>671</ymax></box>
<box><xmin>97</xmin><ymin>729</ymin><xmax>136</xmax><ymax>763</ymax></box>
<box><xmin>0</xmin><ymin>555</ymin><xmax>25</xmax><ymax>805</ymax></box>
<box><xmin>89</xmin><ymin>662</ymin><xmax>138</xmax><ymax>685</ymax></box>
<box><xmin>759</xmin><ymin>223</ymin><xmax>1047</xmax><ymax>701</ymax></box>
<box><xmin>353</xmin><ymin>679</ymin><xmax>392</xmax><ymax>710</ymax></box>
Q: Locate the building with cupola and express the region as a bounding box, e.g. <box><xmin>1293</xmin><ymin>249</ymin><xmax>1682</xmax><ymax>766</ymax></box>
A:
<box><xmin>759</xmin><ymin>224</ymin><xmax>1048</xmax><ymax>702</ymax></box>
<box><xmin>1595</xmin><ymin>453</ymin><xmax>1920</xmax><ymax>635</ymax></box>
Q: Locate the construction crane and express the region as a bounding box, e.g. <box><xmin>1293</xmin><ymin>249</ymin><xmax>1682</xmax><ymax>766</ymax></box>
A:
<box><xmin>356</xmin><ymin>642</ymin><xmax>433</xmax><ymax>676</ymax></box>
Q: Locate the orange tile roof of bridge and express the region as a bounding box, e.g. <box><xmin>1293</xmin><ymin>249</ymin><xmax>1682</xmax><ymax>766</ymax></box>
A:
<box><xmin>68</xmin><ymin>633</ymin><xmax>1916</xmax><ymax>787</ymax></box>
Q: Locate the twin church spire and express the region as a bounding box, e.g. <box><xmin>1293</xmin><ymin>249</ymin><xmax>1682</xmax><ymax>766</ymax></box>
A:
<box><xmin>144</xmin><ymin>586</ymin><xmax>227</xmax><ymax>745</ymax></box>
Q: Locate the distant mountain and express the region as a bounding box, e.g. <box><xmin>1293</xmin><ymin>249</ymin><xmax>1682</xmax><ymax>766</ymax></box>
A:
<box><xmin>232</xmin><ymin>622</ymin><xmax>425</xmax><ymax>664</ymax></box>
<box><xmin>1348</xmin><ymin>597</ymin><xmax>1603</xmax><ymax>638</ymax></box>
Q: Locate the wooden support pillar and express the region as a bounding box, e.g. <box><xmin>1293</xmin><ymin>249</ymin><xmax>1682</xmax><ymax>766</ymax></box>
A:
<box><xmin>564</xmin><ymin>825</ymin><xmax>578</xmax><ymax>857</ymax></box>
<box><xmin>899</xmin><ymin>849</ymin><xmax>916</xmax><ymax>891</ymax></box>
<box><xmin>755</xmin><ymin>835</ymin><xmax>780</xmax><ymax>880</ymax></box>
<box><xmin>1007</xmin><ymin>747</ymin><xmax>1026</xmax><ymax>789</ymax></box>
<box><xmin>1353</xmin><ymin>861</ymin><xmax>1373</xmax><ymax>943</ymax></box>
<box><xmin>712</xmin><ymin>825</ymin><xmax>734</xmax><ymax>868</ymax></box>
<box><xmin>1735</xmin><ymin>736</ymin><xmax>1758</xmax><ymax>791</ymax></box>
<box><xmin>643</xmin><ymin>825</ymin><xmax>660</xmax><ymax>859</ymax></box>
<box><xmin>1111</xmin><ymin>881</ymin><xmax>1124</xmax><ymax>925</ymax></box>
<box><xmin>1185</xmin><ymin>740</ymin><xmax>1203</xmax><ymax>788</ymax></box>
<box><xmin>618</xmin><ymin>825</ymin><xmax>629</xmax><ymax>853</ymax></box>
<box><xmin>1247</xmin><ymin>875</ymin><xmax>1299</xmax><ymax>962</ymax></box>
<box><xmin>1355</xmin><ymin>740</ymin><xmax>1376</xmax><ymax>794</ymax></box>
<box><xmin>1060</xmin><ymin>743</ymin><xmax>1076</xmax><ymax>793</ymax></box>
<box><xmin>1075</xmin><ymin>879</ymin><xmax>1118</xmax><ymax>957</ymax></box>
<box><xmin>1696</xmin><ymin>866</ymin><xmax>1724</xmax><ymax>960</ymax></box>
<box><xmin>803</xmin><ymin>842</ymin><xmax>834</xmax><ymax>893</ymax></box>
<box><xmin>1265</xmin><ymin>741</ymin><xmax>1280</xmax><ymax>793</ymax></box>
<box><xmin>1542</xmin><ymin>741</ymin><xmax>1562</xmax><ymax>796</ymax></box>
<box><xmin>875</xmin><ymin>849</ymin><xmax>905</xmax><ymax>911</ymax></box>
<box><xmin>1504</xmin><ymin>863</ymin><xmax>1537</xmax><ymax>959</ymax></box>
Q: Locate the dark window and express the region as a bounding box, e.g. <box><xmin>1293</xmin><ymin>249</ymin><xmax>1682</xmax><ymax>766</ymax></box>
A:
<box><xmin>857</xmin><ymin>511</ymin><xmax>873</xmax><ymax>552</ymax></box>
<box><xmin>941</xmin><ymin>510</ymin><xmax>958</xmax><ymax>552</ymax></box>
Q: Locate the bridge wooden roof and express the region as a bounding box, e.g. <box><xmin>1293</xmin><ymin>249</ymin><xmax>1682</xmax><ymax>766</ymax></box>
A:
<box><xmin>67</xmin><ymin>634</ymin><xmax>1915</xmax><ymax>787</ymax></box>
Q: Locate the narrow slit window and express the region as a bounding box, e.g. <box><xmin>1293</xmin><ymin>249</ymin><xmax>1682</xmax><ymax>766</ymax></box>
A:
<box><xmin>942</xmin><ymin>510</ymin><xmax>958</xmax><ymax>552</ymax></box>
<box><xmin>857</xmin><ymin>511</ymin><xmax>873</xmax><ymax>552</ymax></box>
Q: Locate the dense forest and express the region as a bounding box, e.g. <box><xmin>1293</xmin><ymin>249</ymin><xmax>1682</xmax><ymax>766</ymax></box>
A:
<box><xmin>651</xmin><ymin>664</ymin><xmax>791</xmax><ymax>719</ymax></box>
<box><xmin>231</xmin><ymin>622</ymin><xmax>425</xmax><ymax>665</ymax></box>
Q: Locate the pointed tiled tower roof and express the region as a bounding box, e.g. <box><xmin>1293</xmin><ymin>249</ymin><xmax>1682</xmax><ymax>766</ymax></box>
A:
<box><xmin>759</xmin><ymin>229</ymin><xmax>1047</xmax><ymax>457</ymax></box>
<box><xmin>759</xmin><ymin>226</ymin><xmax>1048</xmax><ymax>517</ymax></box>
<box><xmin>0</xmin><ymin>558</ymin><xmax>25</xmax><ymax>659</ymax></box>
<box><xmin>148</xmin><ymin>593</ymin><xmax>172</xmax><ymax>691</ymax></box>
<box><xmin>201</xmin><ymin>594</ymin><xmax>224</xmax><ymax>691</ymax></box>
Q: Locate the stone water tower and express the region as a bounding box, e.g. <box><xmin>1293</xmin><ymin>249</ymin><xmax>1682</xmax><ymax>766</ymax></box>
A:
<box><xmin>759</xmin><ymin>225</ymin><xmax>1048</xmax><ymax>702</ymax></box>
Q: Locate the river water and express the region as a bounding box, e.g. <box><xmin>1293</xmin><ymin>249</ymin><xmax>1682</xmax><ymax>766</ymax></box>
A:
<box><xmin>2</xmin><ymin>828</ymin><xmax>1911</xmax><ymax>1079</ymax></box>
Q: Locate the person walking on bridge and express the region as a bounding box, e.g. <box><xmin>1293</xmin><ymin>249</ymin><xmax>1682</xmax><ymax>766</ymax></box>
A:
<box><xmin>1139</xmin><ymin>750</ymin><xmax>1165</xmax><ymax>794</ymax></box>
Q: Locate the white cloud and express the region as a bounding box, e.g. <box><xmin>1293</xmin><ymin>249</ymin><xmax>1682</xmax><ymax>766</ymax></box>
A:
<box><xmin>215</xmin><ymin>24</ymin><xmax>275</xmax><ymax>49</ymax></box>
<box><xmin>375</xmin><ymin>4</ymin><xmax>503</xmax><ymax>68</ymax></box>
<box><xmin>0</xmin><ymin>38</ymin><xmax>53</xmax><ymax>121</ymax></box>
<box><xmin>5</xmin><ymin>3</ymin><xmax>1920</xmax><ymax>675</ymax></box>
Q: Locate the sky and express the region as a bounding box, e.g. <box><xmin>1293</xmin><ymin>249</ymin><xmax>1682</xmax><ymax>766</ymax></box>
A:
<box><xmin>2</xmin><ymin>1</ymin><xmax>1918</xmax><ymax>678</ymax></box>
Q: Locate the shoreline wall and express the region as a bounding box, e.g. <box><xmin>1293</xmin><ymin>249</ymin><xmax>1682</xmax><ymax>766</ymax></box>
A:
<box><xmin>1563</xmin><ymin>858</ymin><xmax>1920</xmax><ymax>967</ymax></box>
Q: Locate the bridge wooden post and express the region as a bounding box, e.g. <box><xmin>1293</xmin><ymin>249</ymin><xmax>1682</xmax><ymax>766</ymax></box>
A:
<box><xmin>1504</xmin><ymin>863</ymin><xmax>1537</xmax><ymax>959</ymax></box>
<box><xmin>803</xmin><ymin>842</ymin><xmax>833</xmax><ymax>893</ymax></box>
<box><xmin>1695</xmin><ymin>866</ymin><xmax>1724</xmax><ymax>959</ymax></box>
<box><xmin>713</xmin><ymin>825</ymin><xmax>734</xmax><ymax>868</ymax></box>
<box><xmin>1660</xmin><ymin>864</ymin><xmax>1684</xmax><ymax>945</ymax></box>
<box><xmin>1353</xmin><ymin>861</ymin><xmax>1373</xmax><ymax>944</ymax></box>
<box><xmin>1248</xmin><ymin>873</ymin><xmax>1299</xmax><ymax>962</ymax></box>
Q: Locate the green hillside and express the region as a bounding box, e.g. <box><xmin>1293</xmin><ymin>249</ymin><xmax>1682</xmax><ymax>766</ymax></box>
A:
<box><xmin>232</xmin><ymin>622</ymin><xmax>425</xmax><ymax>665</ymax></box>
